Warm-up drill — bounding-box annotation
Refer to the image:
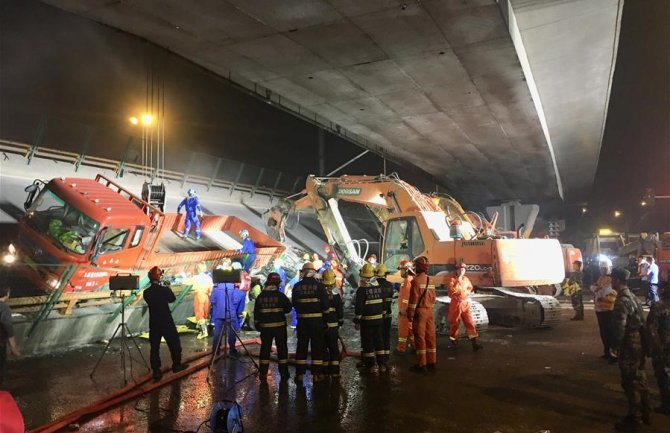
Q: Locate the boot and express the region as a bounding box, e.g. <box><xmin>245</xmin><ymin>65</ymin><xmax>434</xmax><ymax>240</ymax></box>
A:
<box><xmin>471</xmin><ymin>337</ymin><xmax>483</xmax><ymax>352</ymax></box>
<box><xmin>614</xmin><ymin>415</ymin><xmax>643</xmax><ymax>432</ymax></box>
<box><xmin>172</xmin><ymin>363</ymin><xmax>189</xmax><ymax>373</ymax></box>
<box><xmin>152</xmin><ymin>370</ymin><xmax>163</xmax><ymax>382</ymax></box>
<box><xmin>448</xmin><ymin>339</ymin><xmax>458</xmax><ymax>349</ymax></box>
<box><xmin>409</xmin><ymin>364</ymin><xmax>427</xmax><ymax>374</ymax></box>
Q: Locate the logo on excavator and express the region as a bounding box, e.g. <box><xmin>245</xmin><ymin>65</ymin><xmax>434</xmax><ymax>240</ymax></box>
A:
<box><xmin>466</xmin><ymin>264</ymin><xmax>492</xmax><ymax>272</ymax></box>
<box><xmin>336</xmin><ymin>187</ymin><xmax>362</xmax><ymax>196</ymax></box>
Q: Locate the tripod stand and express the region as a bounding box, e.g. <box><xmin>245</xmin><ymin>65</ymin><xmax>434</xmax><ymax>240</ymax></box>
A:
<box><xmin>90</xmin><ymin>292</ymin><xmax>149</xmax><ymax>385</ymax></box>
<box><xmin>206</xmin><ymin>283</ymin><xmax>259</xmax><ymax>384</ymax></box>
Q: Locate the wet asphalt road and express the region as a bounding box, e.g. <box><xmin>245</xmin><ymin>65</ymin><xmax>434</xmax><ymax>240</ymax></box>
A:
<box><xmin>5</xmin><ymin>301</ymin><xmax>670</xmax><ymax>433</ymax></box>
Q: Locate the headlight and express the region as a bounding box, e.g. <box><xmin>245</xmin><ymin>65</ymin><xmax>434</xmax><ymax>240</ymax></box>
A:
<box><xmin>47</xmin><ymin>278</ymin><xmax>59</xmax><ymax>289</ymax></box>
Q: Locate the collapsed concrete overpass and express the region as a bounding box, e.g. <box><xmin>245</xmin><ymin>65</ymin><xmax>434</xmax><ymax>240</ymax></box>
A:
<box><xmin>42</xmin><ymin>0</ymin><xmax>623</xmax><ymax>208</ymax></box>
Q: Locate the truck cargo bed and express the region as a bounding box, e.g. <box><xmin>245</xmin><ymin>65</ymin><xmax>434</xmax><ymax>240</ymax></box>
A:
<box><xmin>156</xmin><ymin>230</ymin><xmax>242</xmax><ymax>253</ymax></box>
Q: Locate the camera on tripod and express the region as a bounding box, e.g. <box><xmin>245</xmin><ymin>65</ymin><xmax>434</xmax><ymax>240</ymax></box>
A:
<box><xmin>212</xmin><ymin>269</ymin><xmax>242</xmax><ymax>284</ymax></box>
<box><xmin>109</xmin><ymin>274</ymin><xmax>140</xmax><ymax>298</ymax></box>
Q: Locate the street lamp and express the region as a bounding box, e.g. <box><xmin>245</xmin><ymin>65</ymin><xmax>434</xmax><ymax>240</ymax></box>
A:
<box><xmin>129</xmin><ymin>116</ymin><xmax>139</xmax><ymax>126</ymax></box>
<box><xmin>581</xmin><ymin>207</ymin><xmax>588</xmax><ymax>214</ymax></box>
<box><xmin>641</xmin><ymin>200</ymin><xmax>647</xmax><ymax>207</ymax></box>
<box><xmin>140</xmin><ymin>114</ymin><xmax>154</xmax><ymax>126</ymax></box>
<box><xmin>614</xmin><ymin>210</ymin><xmax>622</xmax><ymax>218</ymax></box>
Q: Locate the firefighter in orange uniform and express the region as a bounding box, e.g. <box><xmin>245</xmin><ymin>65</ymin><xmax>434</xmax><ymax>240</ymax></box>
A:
<box><xmin>395</xmin><ymin>260</ymin><xmax>415</xmax><ymax>354</ymax></box>
<box><xmin>447</xmin><ymin>262</ymin><xmax>483</xmax><ymax>352</ymax></box>
<box><xmin>407</xmin><ymin>256</ymin><xmax>436</xmax><ymax>373</ymax></box>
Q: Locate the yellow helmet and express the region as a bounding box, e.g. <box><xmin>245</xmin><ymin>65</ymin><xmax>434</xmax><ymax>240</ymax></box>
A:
<box><xmin>321</xmin><ymin>269</ymin><xmax>337</xmax><ymax>286</ymax></box>
<box><xmin>375</xmin><ymin>264</ymin><xmax>388</xmax><ymax>277</ymax></box>
<box><xmin>302</xmin><ymin>261</ymin><xmax>316</xmax><ymax>272</ymax></box>
<box><xmin>360</xmin><ymin>263</ymin><xmax>375</xmax><ymax>278</ymax></box>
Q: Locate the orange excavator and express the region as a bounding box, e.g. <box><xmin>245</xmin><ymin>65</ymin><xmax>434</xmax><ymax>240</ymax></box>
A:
<box><xmin>270</xmin><ymin>174</ymin><xmax>565</xmax><ymax>327</ymax></box>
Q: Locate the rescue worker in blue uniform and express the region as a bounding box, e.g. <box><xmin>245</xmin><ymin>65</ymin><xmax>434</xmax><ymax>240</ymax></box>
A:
<box><xmin>322</xmin><ymin>269</ymin><xmax>344</xmax><ymax>378</ymax></box>
<box><xmin>254</xmin><ymin>272</ymin><xmax>293</xmax><ymax>381</ymax></box>
<box><xmin>177</xmin><ymin>189</ymin><xmax>203</xmax><ymax>240</ymax></box>
<box><xmin>238</xmin><ymin>229</ymin><xmax>256</xmax><ymax>272</ymax></box>
<box><xmin>210</xmin><ymin>272</ymin><xmax>246</xmax><ymax>356</ymax></box>
<box><xmin>143</xmin><ymin>267</ymin><xmax>188</xmax><ymax>381</ymax></box>
<box><xmin>292</xmin><ymin>262</ymin><xmax>329</xmax><ymax>382</ymax></box>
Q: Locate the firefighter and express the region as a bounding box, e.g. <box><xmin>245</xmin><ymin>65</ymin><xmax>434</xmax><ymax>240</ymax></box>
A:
<box><xmin>143</xmin><ymin>267</ymin><xmax>188</xmax><ymax>381</ymax></box>
<box><xmin>189</xmin><ymin>263</ymin><xmax>213</xmax><ymax>339</ymax></box>
<box><xmin>292</xmin><ymin>262</ymin><xmax>329</xmax><ymax>382</ymax></box>
<box><xmin>210</xmin><ymin>270</ymin><xmax>246</xmax><ymax>356</ymax></box>
<box><xmin>238</xmin><ymin>229</ymin><xmax>256</xmax><ymax>272</ymax></box>
<box><xmin>354</xmin><ymin>263</ymin><xmax>387</xmax><ymax>374</ymax></box>
<box><xmin>647</xmin><ymin>282</ymin><xmax>670</xmax><ymax>414</ymax></box>
<box><xmin>447</xmin><ymin>262</ymin><xmax>483</xmax><ymax>352</ymax></box>
<box><xmin>375</xmin><ymin>264</ymin><xmax>394</xmax><ymax>362</ymax></box>
<box><xmin>395</xmin><ymin>260</ymin><xmax>415</xmax><ymax>354</ymax></box>
<box><xmin>322</xmin><ymin>269</ymin><xmax>344</xmax><ymax>378</ymax></box>
<box><xmin>254</xmin><ymin>273</ymin><xmax>292</xmax><ymax>382</ymax></box>
<box><xmin>611</xmin><ymin>267</ymin><xmax>651</xmax><ymax>430</ymax></box>
<box><xmin>407</xmin><ymin>256</ymin><xmax>436</xmax><ymax>373</ymax></box>
<box><xmin>330</xmin><ymin>260</ymin><xmax>344</xmax><ymax>296</ymax></box>
<box><xmin>177</xmin><ymin>189</ymin><xmax>203</xmax><ymax>240</ymax></box>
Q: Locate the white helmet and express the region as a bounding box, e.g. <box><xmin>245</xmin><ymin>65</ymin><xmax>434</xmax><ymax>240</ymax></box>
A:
<box><xmin>239</xmin><ymin>229</ymin><xmax>249</xmax><ymax>239</ymax></box>
<box><xmin>187</xmin><ymin>188</ymin><xmax>196</xmax><ymax>197</ymax></box>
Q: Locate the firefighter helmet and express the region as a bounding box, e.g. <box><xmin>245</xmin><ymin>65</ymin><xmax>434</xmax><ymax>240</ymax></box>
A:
<box><xmin>375</xmin><ymin>264</ymin><xmax>389</xmax><ymax>277</ymax></box>
<box><xmin>301</xmin><ymin>261</ymin><xmax>316</xmax><ymax>272</ymax></box>
<box><xmin>413</xmin><ymin>256</ymin><xmax>429</xmax><ymax>273</ymax></box>
<box><xmin>456</xmin><ymin>261</ymin><xmax>467</xmax><ymax>269</ymax></box>
<box><xmin>148</xmin><ymin>266</ymin><xmax>163</xmax><ymax>281</ymax></box>
<box><xmin>239</xmin><ymin>229</ymin><xmax>249</xmax><ymax>239</ymax></box>
<box><xmin>321</xmin><ymin>269</ymin><xmax>337</xmax><ymax>286</ymax></box>
<box><xmin>265</xmin><ymin>272</ymin><xmax>282</xmax><ymax>287</ymax></box>
<box><xmin>360</xmin><ymin>263</ymin><xmax>375</xmax><ymax>278</ymax></box>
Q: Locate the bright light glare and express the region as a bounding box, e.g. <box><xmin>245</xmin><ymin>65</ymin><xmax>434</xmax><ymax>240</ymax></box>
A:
<box><xmin>641</xmin><ymin>201</ymin><xmax>647</xmax><ymax>207</ymax></box>
<box><xmin>141</xmin><ymin>114</ymin><xmax>154</xmax><ymax>126</ymax></box>
<box><xmin>613</xmin><ymin>210</ymin><xmax>622</xmax><ymax>218</ymax></box>
<box><xmin>2</xmin><ymin>254</ymin><xmax>15</xmax><ymax>264</ymax></box>
<box><xmin>599</xmin><ymin>228</ymin><xmax>613</xmax><ymax>236</ymax></box>
<box><xmin>129</xmin><ymin>116</ymin><xmax>139</xmax><ymax>125</ymax></box>
<box><xmin>581</xmin><ymin>207</ymin><xmax>588</xmax><ymax>214</ymax></box>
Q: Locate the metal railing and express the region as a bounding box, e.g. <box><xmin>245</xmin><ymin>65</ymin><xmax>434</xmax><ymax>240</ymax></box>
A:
<box><xmin>0</xmin><ymin>138</ymin><xmax>304</xmax><ymax>200</ymax></box>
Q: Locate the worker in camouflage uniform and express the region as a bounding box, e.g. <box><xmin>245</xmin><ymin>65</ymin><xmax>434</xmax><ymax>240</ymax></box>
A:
<box><xmin>562</xmin><ymin>260</ymin><xmax>584</xmax><ymax>320</ymax></box>
<box><xmin>647</xmin><ymin>282</ymin><xmax>670</xmax><ymax>414</ymax></box>
<box><xmin>611</xmin><ymin>267</ymin><xmax>651</xmax><ymax>430</ymax></box>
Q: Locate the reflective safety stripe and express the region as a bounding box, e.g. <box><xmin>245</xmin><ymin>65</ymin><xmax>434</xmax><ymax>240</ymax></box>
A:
<box><xmin>365</xmin><ymin>299</ymin><xmax>383</xmax><ymax>305</ymax></box>
<box><xmin>330</xmin><ymin>361</ymin><xmax>340</xmax><ymax>365</ymax></box>
<box><xmin>401</xmin><ymin>300</ymin><xmax>409</xmax><ymax>304</ymax></box>
<box><xmin>361</xmin><ymin>314</ymin><xmax>383</xmax><ymax>320</ymax></box>
<box><xmin>326</xmin><ymin>307</ymin><xmax>337</xmax><ymax>313</ymax></box>
<box><xmin>295</xmin><ymin>360</ymin><xmax>307</xmax><ymax>364</ymax></box>
<box><xmin>408</xmin><ymin>303</ymin><xmax>417</xmax><ymax>308</ymax></box>
<box><xmin>416</xmin><ymin>349</ymin><xmax>427</xmax><ymax>354</ymax></box>
<box><xmin>374</xmin><ymin>350</ymin><xmax>386</xmax><ymax>355</ymax></box>
<box><xmin>426</xmin><ymin>349</ymin><xmax>437</xmax><ymax>353</ymax></box>
<box><xmin>259</xmin><ymin>322</ymin><xmax>286</xmax><ymax>328</ymax></box>
<box><xmin>259</xmin><ymin>360</ymin><xmax>270</xmax><ymax>365</ymax></box>
<box><xmin>297</xmin><ymin>313</ymin><xmax>323</xmax><ymax>318</ymax></box>
<box><xmin>362</xmin><ymin>352</ymin><xmax>376</xmax><ymax>358</ymax></box>
<box><xmin>295</xmin><ymin>298</ymin><xmax>319</xmax><ymax>303</ymax></box>
<box><xmin>259</xmin><ymin>307</ymin><xmax>285</xmax><ymax>313</ymax></box>
<box><xmin>398</xmin><ymin>337</ymin><xmax>407</xmax><ymax>343</ymax></box>
<box><xmin>355</xmin><ymin>315</ymin><xmax>362</xmax><ymax>320</ymax></box>
<box><xmin>327</xmin><ymin>323</ymin><xmax>339</xmax><ymax>328</ymax></box>
<box><xmin>312</xmin><ymin>360</ymin><xmax>323</xmax><ymax>365</ymax></box>
<box><xmin>278</xmin><ymin>359</ymin><xmax>288</xmax><ymax>364</ymax></box>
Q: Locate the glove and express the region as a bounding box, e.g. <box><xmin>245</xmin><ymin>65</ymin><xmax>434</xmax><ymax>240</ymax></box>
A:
<box><xmin>338</xmin><ymin>320</ymin><xmax>344</xmax><ymax>327</ymax></box>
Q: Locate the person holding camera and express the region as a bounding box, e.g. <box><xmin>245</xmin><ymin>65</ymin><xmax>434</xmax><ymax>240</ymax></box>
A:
<box><xmin>143</xmin><ymin>267</ymin><xmax>188</xmax><ymax>382</ymax></box>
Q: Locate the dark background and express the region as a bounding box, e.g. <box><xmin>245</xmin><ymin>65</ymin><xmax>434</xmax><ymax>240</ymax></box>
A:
<box><xmin>0</xmin><ymin>0</ymin><xmax>669</xmax><ymax>240</ymax></box>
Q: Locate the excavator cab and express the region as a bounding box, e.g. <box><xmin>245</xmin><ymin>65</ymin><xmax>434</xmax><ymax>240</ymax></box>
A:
<box><xmin>382</xmin><ymin>216</ymin><xmax>426</xmax><ymax>271</ymax></box>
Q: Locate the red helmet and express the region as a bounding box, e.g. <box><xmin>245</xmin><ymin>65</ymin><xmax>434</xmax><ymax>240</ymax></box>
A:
<box><xmin>456</xmin><ymin>261</ymin><xmax>467</xmax><ymax>270</ymax></box>
<box><xmin>265</xmin><ymin>272</ymin><xmax>282</xmax><ymax>287</ymax></box>
<box><xmin>148</xmin><ymin>266</ymin><xmax>163</xmax><ymax>281</ymax></box>
<box><xmin>413</xmin><ymin>256</ymin><xmax>429</xmax><ymax>273</ymax></box>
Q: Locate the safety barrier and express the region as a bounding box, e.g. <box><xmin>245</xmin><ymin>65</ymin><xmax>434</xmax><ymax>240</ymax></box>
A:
<box><xmin>0</xmin><ymin>138</ymin><xmax>302</xmax><ymax>200</ymax></box>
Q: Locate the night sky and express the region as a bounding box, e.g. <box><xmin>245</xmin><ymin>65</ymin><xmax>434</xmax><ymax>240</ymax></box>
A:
<box><xmin>0</xmin><ymin>0</ymin><xmax>668</xmax><ymax>236</ymax></box>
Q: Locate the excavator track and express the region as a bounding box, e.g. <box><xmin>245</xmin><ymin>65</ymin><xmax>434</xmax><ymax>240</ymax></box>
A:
<box><xmin>473</xmin><ymin>288</ymin><xmax>562</xmax><ymax>328</ymax></box>
<box><xmin>434</xmin><ymin>296</ymin><xmax>489</xmax><ymax>335</ymax></box>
